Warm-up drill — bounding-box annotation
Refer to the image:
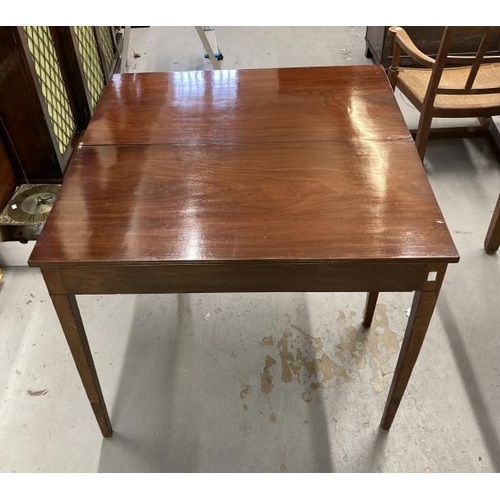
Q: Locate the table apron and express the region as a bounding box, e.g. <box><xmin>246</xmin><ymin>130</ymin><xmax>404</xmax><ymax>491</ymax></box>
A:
<box><xmin>40</xmin><ymin>262</ymin><xmax>443</xmax><ymax>295</ymax></box>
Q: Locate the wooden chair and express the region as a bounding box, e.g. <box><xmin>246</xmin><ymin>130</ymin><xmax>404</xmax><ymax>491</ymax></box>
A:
<box><xmin>388</xmin><ymin>26</ymin><xmax>500</xmax><ymax>161</ymax></box>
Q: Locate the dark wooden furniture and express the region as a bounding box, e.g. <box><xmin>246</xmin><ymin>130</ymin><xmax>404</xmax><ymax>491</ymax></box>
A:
<box><xmin>388</xmin><ymin>26</ymin><xmax>500</xmax><ymax>161</ymax></box>
<box><xmin>0</xmin><ymin>137</ymin><xmax>18</xmax><ymax>242</ymax></box>
<box><xmin>0</xmin><ymin>27</ymin><xmax>73</xmax><ymax>181</ymax></box>
<box><xmin>485</xmin><ymin>194</ymin><xmax>500</xmax><ymax>253</ymax></box>
<box><xmin>0</xmin><ymin>138</ymin><xmax>16</xmax><ymax>211</ymax></box>
<box><xmin>365</xmin><ymin>26</ymin><xmax>500</xmax><ymax>68</ymax></box>
<box><xmin>0</xmin><ymin>26</ymin><xmax>123</xmax><ymax>183</ymax></box>
<box><xmin>28</xmin><ymin>66</ymin><xmax>459</xmax><ymax>437</ymax></box>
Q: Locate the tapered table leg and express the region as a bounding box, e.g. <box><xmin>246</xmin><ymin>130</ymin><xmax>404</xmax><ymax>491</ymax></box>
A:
<box><xmin>49</xmin><ymin>293</ymin><xmax>113</xmax><ymax>437</ymax></box>
<box><xmin>380</xmin><ymin>288</ymin><xmax>440</xmax><ymax>430</ymax></box>
<box><xmin>363</xmin><ymin>292</ymin><xmax>379</xmax><ymax>327</ymax></box>
<box><xmin>485</xmin><ymin>194</ymin><xmax>500</xmax><ymax>254</ymax></box>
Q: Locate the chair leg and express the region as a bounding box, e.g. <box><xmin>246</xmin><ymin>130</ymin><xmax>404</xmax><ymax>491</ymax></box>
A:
<box><xmin>415</xmin><ymin>109</ymin><xmax>433</xmax><ymax>162</ymax></box>
<box><xmin>485</xmin><ymin>194</ymin><xmax>500</xmax><ymax>254</ymax></box>
<box><xmin>478</xmin><ymin>117</ymin><xmax>491</xmax><ymax>129</ymax></box>
<box><xmin>484</xmin><ymin>118</ymin><xmax>500</xmax><ymax>165</ymax></box>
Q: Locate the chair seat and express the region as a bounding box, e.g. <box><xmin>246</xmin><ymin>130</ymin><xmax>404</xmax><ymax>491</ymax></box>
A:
<box><xmin>397</xmin><ymin>63</ymin><xmax>500</xmax><ymax>117</ymax></box>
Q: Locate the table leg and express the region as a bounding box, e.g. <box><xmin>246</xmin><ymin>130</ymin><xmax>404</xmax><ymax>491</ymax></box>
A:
<box><xmin>380</xmin><ymin>288</ymin><xmax>440</xmax><ymax>430</ymax></box>
<box><xmin>363</xmin><ymin>292</ymin><xmax>379</xmax><ymax>327</ymax></box>
<box><xmin>484</xmin><ymin>194</ymin><xmax>500</xmax><ymax>254</ymax></box>
<box><xmin>49</xmin><ymin>293</ymin><xmax>113</xmax><ymax>437</ymax></box>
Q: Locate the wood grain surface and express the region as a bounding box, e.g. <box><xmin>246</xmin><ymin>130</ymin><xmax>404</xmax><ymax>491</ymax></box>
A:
<box><xmin>29</xmin><ymin>141</ymin><xmax>458</xmax><ymax>265</ymax></box>
<box><xmin>39</xmin><ymin>262</ymin><xmax>430</xmax><ymax>295</ymax></box>
<box><xmin>31</xmin><ymin>66</ymin><xmax>458</xmax><ymax>266</ymax></box>
<box><xmin>82</xmin><ymin>66</ymin><xmax>413</xmax><ymax>146</ymax></box>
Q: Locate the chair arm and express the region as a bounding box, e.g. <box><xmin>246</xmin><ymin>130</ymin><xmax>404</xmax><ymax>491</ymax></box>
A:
<box><xmin>388</xmin><ymin>27</ymin><xmax>435</xmax><ymax>68</ymax></box>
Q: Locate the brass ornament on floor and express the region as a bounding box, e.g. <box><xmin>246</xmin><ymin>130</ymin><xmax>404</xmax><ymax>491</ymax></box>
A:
<box><xmin>0</xmin><ymin>184</ymin><xmax>60</xmax><ymax>241</ymax></box>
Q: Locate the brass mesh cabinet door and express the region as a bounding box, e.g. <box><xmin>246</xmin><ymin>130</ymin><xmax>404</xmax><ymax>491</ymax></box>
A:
<box><xmin>100</xmin><ymin>27</ymin><xmax>115</xmax><ymax>69</ymax></box>
<box><xmin>0</xmin><ymin>27</ymin><xmax>78</xmax><ymax>180</ymax></box>
<box><xmin>96</xmin><ymin>26</ymin><xmax>118</xmax><ymax>80</ymax></box>
<box><xmin>0</xmin><ymin>26</ymin><xmax>119</xmax><ymax>180</ymax></box>
<box><xmin>23</xmin><ymin>26</ymin><xmax>76</xmax><ymax>156</ymax></box>
<box><xmin>73</xmin><ymin>26</ymin><xmax>106</xmax><ymax>108</ymax></box>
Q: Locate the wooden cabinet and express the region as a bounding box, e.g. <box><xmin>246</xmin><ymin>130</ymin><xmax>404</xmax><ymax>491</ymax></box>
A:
<box><xmin>365</xmin><ymin>26</ymin><xmax>500</xmax><ymax>68</ymax></box>
<box><xmin>0</xmin><ymin>138</ymin><xmax>16</xmax><ymax>211</ymax></box>
<box><xmin>0</xmin><ymin>27</ymin><xmax>123</xmax><ymax>183</ymax></box>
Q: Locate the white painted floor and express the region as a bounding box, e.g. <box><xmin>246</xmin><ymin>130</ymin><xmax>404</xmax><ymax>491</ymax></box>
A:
<box><xmin>1</xmin><ymin>27</ymin><xmax>499</xmax><ymax>472</ymax></box>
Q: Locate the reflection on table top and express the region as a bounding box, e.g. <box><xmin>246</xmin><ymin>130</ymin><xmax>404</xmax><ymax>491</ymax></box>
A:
<box><xmin>83</xmin><ymin>66</ymin><xmax>413</xmax><ymax>146</ymax></box>
<box><xmin>30</xmin><ymin>66</ymin><xmax>459</xmax><ymax>266</ymax></box>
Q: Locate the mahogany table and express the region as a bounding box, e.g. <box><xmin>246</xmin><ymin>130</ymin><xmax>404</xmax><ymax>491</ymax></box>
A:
<box><xmin>29</xmin><ymin>66</ymin><xmax>459</xmax><ymax>437</ymax></box>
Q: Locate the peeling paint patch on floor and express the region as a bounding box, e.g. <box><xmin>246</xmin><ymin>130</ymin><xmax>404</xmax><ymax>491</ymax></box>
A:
<box><xmin>240</xmin><ymin>385</ymin><xmax>252</xmax><ymax>399</ymax></box>
<box><xmin>258</xmin><ymin>322</ymin><xmax>353</xmax><ymax>402</ymax></box>
<box><xmin>260</xmin><ymin>356</ymin><xmax>276</xmax><ymax>394</ymax></box>
<box><xmin>261</xmin><ymin>335</ymin><xmax>274</xmax><ymax>347</ymax></box>
<box><xmin>255</xmin><ymin>303</ymin><xmax>401</xmax><ymax>402</ymax></box>
<box><xmin>335</xmin><ymin>304</ymin><xmax>399</xmax><ymax>393</ymax></box>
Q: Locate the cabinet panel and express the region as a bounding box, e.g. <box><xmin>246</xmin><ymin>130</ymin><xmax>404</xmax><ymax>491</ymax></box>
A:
<box><xmin>0</xmin><ymin>26</ymin><xmax>123</xmax><ymax>182</ymax></box>
<box><xmin>0</xmin><ymin>138</ymin><xmax>16</xmax><ymax>210</ymax></box>
<box><xmin>0</xmin><ymin>27</ymin><xmax>66</xmax><ymax>180</ymax></box>
<box><xmin>24</xmin><ymin>26</ymin><xmax>77</xmax><ymax>157</ymax></box>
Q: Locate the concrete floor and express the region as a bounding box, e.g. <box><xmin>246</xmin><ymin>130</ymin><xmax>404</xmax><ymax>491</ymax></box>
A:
<box><xmin>1</xmin><ymin>27</ymin><xmax>499</xmax><ymax>472</ymax></box>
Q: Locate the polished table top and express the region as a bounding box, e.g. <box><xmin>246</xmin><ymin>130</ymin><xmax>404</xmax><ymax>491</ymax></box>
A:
<box><xmin>83</xmin><ymin>66</ymin><xmax>415</xmax><ymax>146</ymax></box>
<box><xmin>29</xmin><ymin>66</ymin><xmax>459</xmax><ymax>267</ymax></box>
